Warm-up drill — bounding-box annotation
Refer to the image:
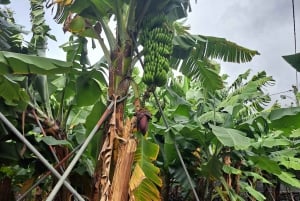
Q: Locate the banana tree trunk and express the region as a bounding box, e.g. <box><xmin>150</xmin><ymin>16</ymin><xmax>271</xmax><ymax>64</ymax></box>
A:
<box><xmin>110</xmin><ymin>119</ymin><xmax>137</xmax><ymax>201</ymax></box>
<box><xmin>92</xmin><ymin>40</ymin><xmax>134</xmax><ymax>201</ymax></box>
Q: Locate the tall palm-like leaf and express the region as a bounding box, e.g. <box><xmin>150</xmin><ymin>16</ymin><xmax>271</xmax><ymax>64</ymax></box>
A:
<box><xmin>172</xmin><ymin>34</ymin><xmax>260</xmax><ymax>93</ymax></box>
<box><xmin>219</xmin><ymin>70</ymin><xmax>274</xmax><ymax>122</ymax></box>
<box><xmin>0</xmin><ymin>6</ymin><xmax>27</xmax><ymax>52</ymax></box>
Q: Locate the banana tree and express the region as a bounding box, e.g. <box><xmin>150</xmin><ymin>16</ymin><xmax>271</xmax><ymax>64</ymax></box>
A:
<box><xmin>0</xmin><ymin>0</ymin><xmax>262</xmax><ymax>200</ymax></box>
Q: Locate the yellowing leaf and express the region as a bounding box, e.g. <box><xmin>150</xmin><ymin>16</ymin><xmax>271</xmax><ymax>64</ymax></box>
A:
<box><xmin>130</xmin><ymin>164</ymin><xmax>146</xmax><ymax>192</ymax></box>
<box><xmin>54</xmin><ymin>0</ymin><xmax>74</xmax><ymax>6</ymax></box>
<box><xmin>131</xmin><ymin>136</ymin><xmax>162</xmax><ymax>200</ymax></box>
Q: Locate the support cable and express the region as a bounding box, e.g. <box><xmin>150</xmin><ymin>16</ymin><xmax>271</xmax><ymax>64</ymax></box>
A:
<box><xmin>46</xmin><ymin>96</ymin><xmax>124</xmax><ymax>201</ymax></box>
<box><xmin>17</xmin><ymin>144</ymin><xmax>81</xmax><ymax>201</ymax></box>
<box><xmin>153</xmin><ymin>91</ymin><xmax>200</xmax><ymax>201</ymax></box>
<box><xmin>0</xmin><ymin>112</ymin><xmax>84</xmax><ymax>201</ymax></box>
<box><xmin>292</xmin><ymin>0</ymin><xmax>298</xmax><ymax>88</ymax></box>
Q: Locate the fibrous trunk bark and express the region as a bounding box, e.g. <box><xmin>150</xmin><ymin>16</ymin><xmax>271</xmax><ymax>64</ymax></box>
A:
<box><xmin>92</xmin><ymin>40</ymin><xmax>133</xmax><ymax>201</ymax></box>
<box><xmin>110</xmin><ymin>119</ymin><xmax>137</xmax><ymax>201</ymax></box>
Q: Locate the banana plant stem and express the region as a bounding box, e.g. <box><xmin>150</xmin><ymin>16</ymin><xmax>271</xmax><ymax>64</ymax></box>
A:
<box><xmin>46</xmin><ymin>101</ymin><xmax>114</xmax><ymax>201</ymax></box>
<box><xmin>0</xmin><ymin>112</ymin><xmax>84</xmax><ymax>201</ymax></box>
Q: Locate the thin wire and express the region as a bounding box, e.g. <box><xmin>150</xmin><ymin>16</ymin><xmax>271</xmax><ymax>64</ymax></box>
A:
<box><xmin>46</xmin><ymin>100</ymin><xmax>114</xmax><ymax>201</ymax></box>
<box><xmin>292</xmin><ymin>0</ymin><xmax>297</xmax><ymax>54</ymax></box>
<box><xmin>0</xmin><ymin>112</ymin><xmax>84</xmax><ymax>201</ymax></box>
<box><xmin>269</xmin><ymin>89</ymin><xmax>293</xmax><ymax>96</ymax></box>
<box><xmin>153</xmin><ymin>91</ymin><xmax>200</xmax><ymax>201</ymax></box>
<box><xmin>292</xmin><ymin>0</ymin><xmax>298</xmax><ymax>88</ymax></box>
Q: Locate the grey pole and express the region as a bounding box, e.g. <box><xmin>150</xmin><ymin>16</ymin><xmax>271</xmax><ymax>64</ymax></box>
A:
<box><xmin>17</xmin><ymin>144</ymin><xmax>81</xmax><ymax>201</ymax></box>
<box><xmin>0</xmin><ymin>112</ymin><xmax>84</xmax><ymax>201</ymax></box>
<box><xmin>46</xmin><ymin>101</ymin><xmax>114</xmax><ymax>201</ymax></box>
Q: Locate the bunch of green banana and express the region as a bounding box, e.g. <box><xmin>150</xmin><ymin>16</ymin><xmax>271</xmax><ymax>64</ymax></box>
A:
<box><xmin>140</xmin><ymin>14</ymin><xmax>173</xmax><ymax>87</ymax></box>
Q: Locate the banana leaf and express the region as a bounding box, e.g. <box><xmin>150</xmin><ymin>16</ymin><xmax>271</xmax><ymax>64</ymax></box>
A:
<box><xmin>0</xmin><ymin>51</ymin><xmax>73</xmax><ymax>75</ymax></box>
<box><xmin>282</xmin><ymin>52</ymin><xmax>300</xmax><ymax>72</ymax></box>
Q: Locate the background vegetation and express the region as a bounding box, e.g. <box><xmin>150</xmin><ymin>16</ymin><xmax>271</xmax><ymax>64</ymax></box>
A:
<box><xmin>1</xmin><ymin>0</ymin><xmax>300</xmax><ymax>200</ymax></box>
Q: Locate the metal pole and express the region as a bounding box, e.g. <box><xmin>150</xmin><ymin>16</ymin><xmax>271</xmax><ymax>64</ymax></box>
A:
<box><xmin>153</xmin><ymin>91</ymin><xmax>200</xmax><ymax>201</ymax></box>
<box><xmin>17</xmin><ymin>144</ymin><xmax>81</xmax><ymax>201</ymax></box>
<box><xmin>0</xmin><ymin>112</ymin><xmax>84</xmax><ymax>201</ymax></box>
<box><xmin>46</xmin><ymin>101</ymin><xmax>114</xmax><ymax>201</ymax></box>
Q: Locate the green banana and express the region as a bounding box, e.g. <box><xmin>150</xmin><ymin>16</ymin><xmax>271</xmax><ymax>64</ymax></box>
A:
<box><xmin>140</xmin><ymin>14</ymin><xmax>174</xmax><ymax>87</ymax></box>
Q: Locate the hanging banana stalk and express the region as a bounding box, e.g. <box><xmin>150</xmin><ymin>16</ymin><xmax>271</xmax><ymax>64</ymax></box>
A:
<box><xmin>140</xmin><ymin>14</ymin><xmax>174</xmax><ymax>89</ymax></box>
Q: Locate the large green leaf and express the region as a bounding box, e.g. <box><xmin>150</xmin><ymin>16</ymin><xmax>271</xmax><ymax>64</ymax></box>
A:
<box><xmin>173</xmin><ymin>104</ymin><xmax>191</xmax><ymax>123</ymax></box>
<box><xmin>282</xmin><ymin>52</ymin><xmax>300</xmax><ymax>72</ymax></box>
<box><xmin>176</xmin><ymin>57</ymin><xmax>224</xmax><ymax>91</ymax></box>
<box><xmin>0</xmin><ymin>0</ymin><xmax>10</xmax><ymax>4</ymax></box>
<box><xmin>269</xmin><ymin>107</ymin><xmax>300</xmax><ymax>121</ymax></box>
<box><xmin>276</xmin><ymin>171</ymin><xmax>300</xmax><ymax>188</ymax></box>
<box><xmin>203</xmin><ymin>36</ymin><xmax>259</xmax><ymax>63</ymax></box>
<box><xmin>75</xmin><ymin>75</ymin><xmax>101</xmax><ymax>106</ymax></box>
<box><xmin>220</xmin><ymin>72</ymin><xmax>273</xmax><ymax>113</ymax></box>
<box><xmin>210</xmin><ymin>125</ymin><xmax>252</xmax><ymax>150</ymax></box>
<box><xmin>240</xmin><ymin>182</ymin><xmax>266</xmax><ymax>201</ymax></box>
<box><xmin>41</xmin><ymin>136</ymin><xmax>72</xmax><ymax>147</ymax></box>
<box><xmin>0</xmin><ymin>75</ymin><xmax>29</xmax><ymax>109</ymax></box>
<box><xmin>243</xmin><ymin>171</ymin><xmax>272</xmax><ymax>184</ymax></box>
<box><xmin>195</xmin><ymin>60</ymin><xmax>224</xmax><ymax>91</ymax></box>
<box><xmin>0</xmin><ymin>51</ymin><xmax>73</xmax><ymax>74</ymax></box>
<box><xmin>277</xmin><ymin>157</ymin><xmax>300</xmax><ymax>171</ymax></box>
<box><xmin>132</xmin><ymin>136</ymin><xmax>162</xmax><ymax>201</ymax></box>
<box><xmin>251</xmin><ymin>131</ymin><xmax>290</xmax><ymax>148</ymax></box>
<box><xmin>173</xmin><ymin>35</ymin><xmax>259</xmax><ymax>63</ymax></box>
<box><xmin>249</xmin><ymin>156</ymin><xmax>281</xmax><ymax>174</ymax></box>
<box><xmin>90</xmin><ymin>0</ymin><xmax>114</xmax><ymax>17</ymax></box>
<box><xmin>200</xmin><ymin>155</ymin><xmax>223</xmax><ymax>179</ymax></box>
<box><xmin>198</xmin><ymin>111</ymin><xmax>226</xmax><ymax>125</ymax></box>
<box><xmin>166</xmin><ymin>87</ymin><xmax>191</xmax><ymax>106</ymax></box>
<box><xmin>84</xmin><ymin>100</ymin><xmax>106</xmax><ymax>158</ymax></box>
<box><xmin>259</xmin><ymin>137</ymin><xmax>290</xmax><ymax>148</ymax></box>
<box><xmin>0</xmin><ymin>142</ymin><xmax>21</xmax><ymax>163</ymax></box>
<box><xmin>269</xmin><ymin>107</ymin><xmax>300</xmax><ymax>132</ymax></box>
<box><xmin>172</xmin><ymin>35</ymin><xmax>206</xmax><ymax>59</ymax></box>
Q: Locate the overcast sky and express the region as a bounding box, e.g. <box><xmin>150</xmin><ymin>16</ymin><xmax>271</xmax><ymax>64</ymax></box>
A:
<box><xmin>7</xmin><ymin>0</ymin><xmax>300</xmax><ymax>106</ymax></box>
<box><xmin>188</xmin><ymin>0</ymin><xmax>300</xmax><ymax>106</ymax></box>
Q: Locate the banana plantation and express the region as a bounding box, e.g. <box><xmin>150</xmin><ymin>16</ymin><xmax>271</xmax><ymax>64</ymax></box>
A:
<box><xmin>1</xmin><ymin>0</ymin><xmax>300</xmax><ymax>201</ymax></box>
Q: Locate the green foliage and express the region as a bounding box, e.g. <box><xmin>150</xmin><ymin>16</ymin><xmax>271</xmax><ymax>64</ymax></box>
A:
<box><xmin>210</xmin><ymin>125</ymin><xmax>252</xmax><ymax>150</ymax></box>
<box><xmin>146</xmin><ymin>69</ymin><xmax>300</xmax><ymax>200</ymax></box>
<box><xmin>29</xmin><ymin>0</ymin><xmax>55</xmax><ymax>55</ymax></box>
<box><xmin>132</xmin><ymin>135</ymin><xmax>162</xmax><ymax>201</ymax></box>
<box><xmin>0</xmin><ymin>51</ymin><xmax>73</xmax><ymax>74</ymax></box>
<box><xmin>173</xmin><ymin>34</ymin><xmax>259</xmax><ymax>63</ymax></box>
<box><xmin>2</xmin><ymin>1</ymin><xmax>300</xmax><ymax>200</ymax></box>
<box><xmin>0</xmin><ymin>7</ymin><xmax>27</xmax><ymax>52</ymax></box>
<box><xmin>0</xmin><ymin>75</ymin><xmax>29</xmax><ymax>109</ymax></box>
